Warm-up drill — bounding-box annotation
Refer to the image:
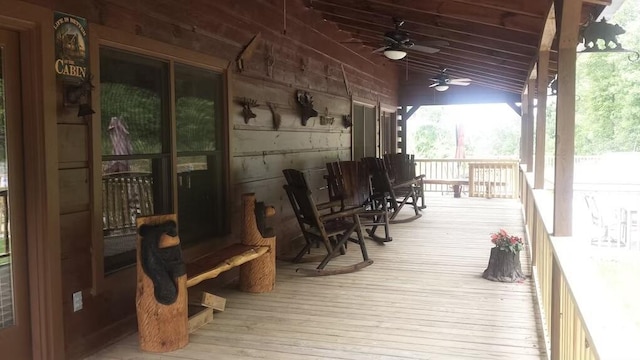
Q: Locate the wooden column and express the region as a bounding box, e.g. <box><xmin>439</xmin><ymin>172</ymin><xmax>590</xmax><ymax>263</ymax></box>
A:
<box><xmin>535</xmin><ymin>51</ymin><xmax>550</xmax><ymax>189</ymax></box>
<box><xmin>520</xmin><ymin>95</ymin><xmax>527</xmax><ymax>163</ymax></box>
<box><xmin>525</xmin><ymin>78</ymin><xmax>536</xmax><ymax>173</ymax></box>
<box><xmin>535</xmin><ymin>5</ymin><xmax>556</xmax><ymax>189</ymax></box>
<box><xmin>239</xmin><ymin>193</ymin><xmax>276</xmax><ymax>293</ymax></box>
<box><xmin>553</xmin><ymin>0</ymin><xmax>581</xmax><ymax>237</ymax></box>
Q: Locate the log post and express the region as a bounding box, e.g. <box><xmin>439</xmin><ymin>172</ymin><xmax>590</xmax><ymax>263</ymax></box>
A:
<box><xmin>482</xmin><ymin>247</ymin><xmax>525</xmax><ymax>282</ymax></box>
<box><xmin>239</xmin><ymin>193</ymin><xmax>276</xmax><ymax>293</ymax></box>
<box><xmin>136</xmin><ymin>214</ymin><xmax>188</xmax><ymax>352</ymax></box>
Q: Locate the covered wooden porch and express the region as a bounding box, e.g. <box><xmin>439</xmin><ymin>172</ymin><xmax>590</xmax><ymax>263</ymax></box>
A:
<box><xmin>88</xmin><ymin>196</ymin><xmax>545</xmax><ymax>360</ymax></box>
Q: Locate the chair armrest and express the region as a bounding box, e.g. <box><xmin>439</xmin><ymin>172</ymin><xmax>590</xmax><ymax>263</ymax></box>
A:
<box><xmin>320</xmin><ymin>206</ymin><xmax>364</xmax><ymax>221</ymax></box>
<box><xmin>316</xmin><ymin>199</ymin><xmax>343</xmax><ymax>210</ymax></box>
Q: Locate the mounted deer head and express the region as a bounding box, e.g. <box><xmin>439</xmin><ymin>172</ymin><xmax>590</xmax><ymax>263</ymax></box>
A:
<box><xmin>295</xmin><ymin>90</ymin><xmax>318</xmax><ymax>126</ymax></box>
<box><xmin>237</xmin><ymin>97</ymin><xmax>259</xmax><ymax>124</ymax></box>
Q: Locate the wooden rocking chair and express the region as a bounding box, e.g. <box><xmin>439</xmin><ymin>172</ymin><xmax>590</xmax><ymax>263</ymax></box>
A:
<box><xmin>282</xmin><ymin>169</ymin><xmax>373</xmax><ymax>275</ymax></box>
<box><xmin>384</xmin><ymin>153</ymin><xmax>426</xmax><ymax>209</ymax></box>
<box><xmin>363</xmin><ymin>157</ymin><xmax>422</xmax><ymax>223</ymax></box>
<box><xmin>325</xmin><ymin>161</ymin><xmax>392</xmax><ymax>243</ymax></box>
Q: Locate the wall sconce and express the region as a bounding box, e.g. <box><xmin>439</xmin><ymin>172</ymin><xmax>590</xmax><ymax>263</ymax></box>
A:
<box><xmin>65</xmin><ymin>74</ymin><xmax>95</xmax><ymax>117</ymax></box>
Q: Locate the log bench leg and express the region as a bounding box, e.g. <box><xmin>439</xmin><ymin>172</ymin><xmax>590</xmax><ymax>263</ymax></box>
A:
<box><xmin>239</xmin><ymin>193</ymin><xmax>276</xmax><ymax>293</ymax></box>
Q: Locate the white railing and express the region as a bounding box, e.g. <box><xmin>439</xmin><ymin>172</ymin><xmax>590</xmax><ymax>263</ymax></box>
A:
<box><xmin>415</xmin><ymin>158</ymin><xmax>520</xmax><ymax>198</ymax></box>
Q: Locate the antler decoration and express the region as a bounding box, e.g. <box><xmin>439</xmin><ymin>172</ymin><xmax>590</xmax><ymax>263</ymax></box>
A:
<box><xmin>237</xmin><ymin>97</ymin><xmax>259</xmax><ymax>124</ymax></box>
<box><xmin>295</xmin><ymin>90</ymin><xmax>318</xmax><ymax>126</ymax></box>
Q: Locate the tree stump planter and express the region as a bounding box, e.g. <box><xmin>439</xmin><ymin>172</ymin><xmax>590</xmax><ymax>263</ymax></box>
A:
<box><xmin>482</xmin><ymin>247</ymin><xmax>525</xmax><ymax>282</ymax></box>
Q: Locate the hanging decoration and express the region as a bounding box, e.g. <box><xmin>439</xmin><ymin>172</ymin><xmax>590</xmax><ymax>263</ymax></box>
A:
<box><xmin>295</xmin><ymin>90</ymin><xmax>318</xmax><ymax>126</ymax></box>
<box><xmin>578</xmin><ymin>18</ymin><xmax>639</xmax><ymax>61</ymax></box>
<box><xmin>54</xmin><ymin>12</ymin><xmax>89</xmax><ymax>83</ymax></box>
<box><xmin>237</xmin><ymin>97</ymin><xmax>259</xmax><ymax>124</ymax></box>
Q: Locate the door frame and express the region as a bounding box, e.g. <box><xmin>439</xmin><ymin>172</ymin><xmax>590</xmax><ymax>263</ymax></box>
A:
<box><xmin>0</xmin><ymin>2</ymin><xmax>64</xmax><ymax>359</ymax></box>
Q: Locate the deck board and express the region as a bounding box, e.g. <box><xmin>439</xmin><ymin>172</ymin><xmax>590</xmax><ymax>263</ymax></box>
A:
<box><xmin>87</xmin><ymin>196</ymin><xmax>546</xmax><ymax>360</ymax></box>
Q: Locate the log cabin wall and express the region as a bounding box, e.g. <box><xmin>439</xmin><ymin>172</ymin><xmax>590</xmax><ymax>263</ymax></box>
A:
<box><xmin>19</xmin><ymin>0</ymin><xmax>399</xmax><ymax>358</ymax></box>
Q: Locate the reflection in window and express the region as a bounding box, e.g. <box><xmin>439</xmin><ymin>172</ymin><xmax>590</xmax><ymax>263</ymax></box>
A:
<box><xmin>0</xmin><ymin>49</ymin><xmax>15</xmax><ymax>329</ymax></box>
<box><xmin>175</xmin><ymin>64</ymin><xmax>226</xmax><ymax>244</ymax></box>
<box><xmin>100</xmin><ymin>48</ymin><xmax>172</xmax><ymax>274</ymax></box>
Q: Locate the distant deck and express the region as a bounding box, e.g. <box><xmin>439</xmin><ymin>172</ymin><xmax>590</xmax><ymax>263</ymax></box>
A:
<box><xmin>88</xmin><ymin>196</ymin><xmax>546</xmax><ymax>360</ymax></box>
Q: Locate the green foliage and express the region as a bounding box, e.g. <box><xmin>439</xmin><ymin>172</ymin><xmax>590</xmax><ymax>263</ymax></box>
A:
<box><xmin>176</xmin><ymin>96</ymin><xmax>216</xmax><ymax>152</ymax></box>
<box><xmin>575</xmin><ymin>0</ymin><xmax>640</xmax><ymax>155</ymax></box>
<box><xmin>101</xmin><ymin>83</ymin><xmax>217</xmax><ymax>155</ymax></box>
<box><xmin>101</xmin><ymin>83</ymin><xmax>162</xmax><ymax>155</ymax></box>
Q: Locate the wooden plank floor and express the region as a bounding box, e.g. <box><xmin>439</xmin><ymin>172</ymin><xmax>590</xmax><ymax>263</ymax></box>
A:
<box><xmin>87</xmin><ymin>196</ymin><xmax>546</xmax><ymax>360</ymax></box>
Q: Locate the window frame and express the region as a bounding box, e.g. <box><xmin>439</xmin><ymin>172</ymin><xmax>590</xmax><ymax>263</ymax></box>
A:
<box><xmin>89</xmin><ymin>25</ymin><xmax>231</xmax><ymax>294</ymax></box>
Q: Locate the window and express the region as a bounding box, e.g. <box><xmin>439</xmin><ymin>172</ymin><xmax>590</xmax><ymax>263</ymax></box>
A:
<box><xmin>100</xmin><ymin>48</ymin><xmax>228</xmax><ymax>274</ymax></box>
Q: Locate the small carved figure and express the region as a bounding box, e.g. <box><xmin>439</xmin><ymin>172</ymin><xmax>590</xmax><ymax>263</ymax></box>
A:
<box><xmin>580</xmin><ymin>18</ymin><xmax>626</xmax><ymax>50</ymax></box>
<box><xmin>296</xmin><ymin>90</ymin><xmax>318</xmax><ymax>126</ymax></box>
<box><xmin>267</xmin><ymin>102</ymin><xmax>281</xmax><ymax>130</ymax></box>
<box><xmin>237</xmin><ymin>97</ymin><xmax>259</xmax><ymax>124</ymax></box>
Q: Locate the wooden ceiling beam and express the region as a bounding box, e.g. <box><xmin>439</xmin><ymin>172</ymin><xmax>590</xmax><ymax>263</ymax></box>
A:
<box><xmin>340</xmin><ymin>29</ymin><xmax>536</xmax><ymax>79</ymax></box>
<box><xmin>403</xmin><ymin>51</ymin><xmax>528</xmax><ymax>82</ymax></box>
<box><xmin>320</xmin><ymin>12</ymin><xmax>538</xmax><ymax>58</ymax></box>
<box><xmin>308</xmin><ymin>0</ymin><xmax>541</xmax><ymax>46</ymax></box>
<box><xmin>335</xmin><ymin>24</ymin><xmax>533</xmax><ymax>65</ymax></box>
<box><xmin>405</xmin><ymin>62</ymin><xmax>524</xmax><ymax>92</ymax></box>
<box><xmin>314</xmin><ymin>0</ymin><xmax>544</xmax><ymax>34</ymax></box>
<box><xmin>450</xmin><ymin>0</ymin><xmax>549</xmax><ymax>18</ymax></box>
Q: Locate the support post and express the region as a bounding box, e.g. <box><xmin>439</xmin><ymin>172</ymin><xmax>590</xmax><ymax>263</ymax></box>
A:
<box><xmin>525</xmin><ymin>78</ymin><xmax>536</xmax><ymax>173</ymax></box>
<box><xmin>554</xmin><ymin>0</ymin><xmax>581</xmax><ymax>236</ymax></box>
<box><xmin>535</xmin><ymin>4</ymin><xmax>556</xmax><ymax>189</ymax></box>
<box><xmin>535</xmin><ymin>51</ymin><xmax>550</xmax><ymax>189</ymax></box>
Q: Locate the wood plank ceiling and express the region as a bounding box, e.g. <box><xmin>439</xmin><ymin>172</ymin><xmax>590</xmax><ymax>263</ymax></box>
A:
<box><xmin>304</xmin><ymin>0</ymin><xmax>608</xmax><ymax>94</ymax></box>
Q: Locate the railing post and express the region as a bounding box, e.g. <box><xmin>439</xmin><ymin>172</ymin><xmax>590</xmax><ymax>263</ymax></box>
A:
<box><xmin>551</xmin><ymin>255</ymin><xmax>562</xmax><ymax>359</ymax></box>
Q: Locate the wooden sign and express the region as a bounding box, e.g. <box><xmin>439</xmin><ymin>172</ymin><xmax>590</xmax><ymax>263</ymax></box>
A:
<box><xmin>54</xmin><ymin>12</ymin><xmax>89</xmax><ymax>83</ymax></box>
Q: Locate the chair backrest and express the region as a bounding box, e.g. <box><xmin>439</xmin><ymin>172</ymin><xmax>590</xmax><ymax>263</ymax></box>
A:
<box><xmin>103</xmin><ymin>172</ymin><xmax>155</xmax><ymax>235</ymax></box>
<box><xmin>326</xmin><ymin>161</ymin><xmax>371</xmax><ymax>207</ymax></box>
<box><xmin>584</xmin><ymin>194</ymin><xmax>603</xmax><ymax>227</ymax></box>
<box><xmin>384</xmin><ymin>153</ymin><xmax>416</xmax><ymax>183</ymax></box>
<box><xmin>282</xmin><ymin>169</ymin><xmax>323</xmax><ymax>230</ymax></box>
<box><xmin>361</xmin><ymin>157</ymin><xmax>394</xmax><ymax>198</ymax></box>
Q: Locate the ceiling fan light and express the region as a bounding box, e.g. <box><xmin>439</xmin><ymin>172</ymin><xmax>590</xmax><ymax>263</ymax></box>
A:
<box><xmin>383</xmin><ymin>49</ymin><xmax>407</xmax><ymax>60</ymax></box>
<box><xmin>434</xmin><ymin>84</ymin><xmax>449</xmax><ymax>92</ymax></box>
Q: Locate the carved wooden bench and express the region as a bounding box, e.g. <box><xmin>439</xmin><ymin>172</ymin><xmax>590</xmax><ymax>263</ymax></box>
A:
<box><xmin>135</xmin><ymin>193</ymin><xmax>276</xmax><ymax>353</ymax></box>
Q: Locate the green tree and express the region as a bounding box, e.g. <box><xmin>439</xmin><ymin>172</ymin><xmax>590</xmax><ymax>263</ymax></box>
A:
<box><xmin>575</xmin><ymin>0</ymin><xmax>640</xmax><ymax>155</ymax></box>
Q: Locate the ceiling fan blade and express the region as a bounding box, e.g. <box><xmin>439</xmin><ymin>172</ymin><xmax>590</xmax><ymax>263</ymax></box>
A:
<box><xmin>450</xmin><ymin>78</ymin><xmax>471</xmax><ymax>83</ymax></box>
<box><xmin>408</xmin><ymin>44</ymin><xmax>441</xmax><ymax>54</ymax></box>
<box><xmin>419</xmin><ymin>40</ymin><xmax>449</xmax><ymax>47</ymax></box>
<box><xmin>428</xmin><ymin>83</ymin><xmax>438</xmax><ymax>88</ymax></box>
<box><xmin>372</xmin><ymin>46</ymin><xmax>387</xmax><ymax>53</ymax></box>
<box><xmin>450</xmin><ymin>81</ymin><xmax>471</xmax><ymax>86</ymax></box>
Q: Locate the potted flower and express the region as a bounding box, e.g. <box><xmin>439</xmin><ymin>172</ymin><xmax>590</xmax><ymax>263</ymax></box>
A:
<box><xmin>482</xmin><ymin>229</ymin><xmax>526</xmax><ymax>282</ymax></box>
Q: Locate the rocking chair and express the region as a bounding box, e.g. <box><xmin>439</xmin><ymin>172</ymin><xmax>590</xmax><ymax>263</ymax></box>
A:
<box><xmin>362</xmin><ymin>157</ymin><xmax>422</xmax><ymax>223</ymax></box>
<box><xmin>282</xmin><ymin>169</ymin><xmax>373</xmax><ymax>275</ymax></box>
<box><xmin>326</xmin><ymin>161</ymin><xmax>392</xmax><ymax>243</ymax></box>
<box><xmin>383</xmin><ymin>153</ymin><xmax>426</xmax><ymax>209</ymax></box>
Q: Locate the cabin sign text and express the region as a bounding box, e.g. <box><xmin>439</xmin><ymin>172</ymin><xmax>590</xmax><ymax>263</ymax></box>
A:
<box><xmin>54</xmin><ymin>12</ymin><xmax>88</xmax><ymax>82</ymax></box>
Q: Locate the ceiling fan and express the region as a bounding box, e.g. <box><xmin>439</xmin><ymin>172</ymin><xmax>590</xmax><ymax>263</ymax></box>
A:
<box><xmin>429</xmin><ymin>69</ymin><xmax>472</xmax><ymax>91</ymax></box>
<box><xmin>371</xmin><ymin>18</ymin><xmax>449</xmax><ymax>60</ymax></box>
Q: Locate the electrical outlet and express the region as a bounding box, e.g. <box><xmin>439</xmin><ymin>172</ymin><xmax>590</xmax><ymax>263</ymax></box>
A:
<box><xmin>72</xmin><ymin>291</ymin><xmax>83</xmax><ymax>312</ymax></box>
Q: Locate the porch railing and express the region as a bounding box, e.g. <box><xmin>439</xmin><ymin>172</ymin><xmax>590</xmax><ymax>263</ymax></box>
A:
<box><xmin>415</xmin><ymin>158</ymin><xmax>520</xmax><ymax>198</ymax></box>
<box><xmin>521</xmin><ymin>170</ymin><xmax>600</xmax><ymax>359</ymax></box>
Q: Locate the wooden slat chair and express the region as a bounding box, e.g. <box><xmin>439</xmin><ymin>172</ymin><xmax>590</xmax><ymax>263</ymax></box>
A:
<box><xmin>384</xmin><ymin>153</ymin><xmax>426</xmax><ymax>209</ymax></box>
<box><xmin>326</xmin><ymin>161</ymin><xmax>392</xmax><ymax>243</ymax></box>
<box><xmin>282</xmin><ymin>169</ymin><xmax>373</xmax><ymax>275</ymax></box>
<box><xmin>362</xmin><ymin>157</ymin><xmax>422</xmax><ymax>223</ymax></box>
